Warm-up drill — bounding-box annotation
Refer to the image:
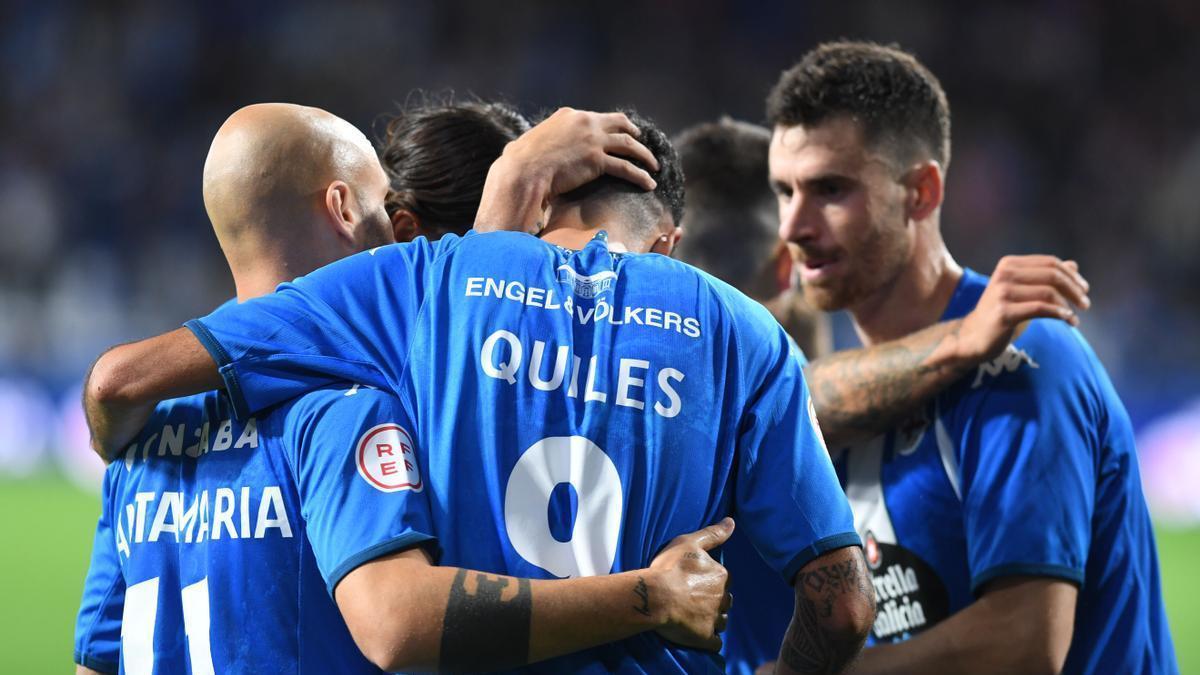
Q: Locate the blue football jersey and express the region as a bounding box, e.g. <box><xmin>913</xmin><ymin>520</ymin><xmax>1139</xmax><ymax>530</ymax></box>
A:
<box><xmin>76</xmin><ymin>475</ymin><xmax>125</xmax><ymax>674</ymax></box>
<box><xmin>187</xmin><ymin>230</ymin><xmax>860</xmax><ymax>674</ymax></box>
<box><xmin>721</xmin><ymin>347</ymin><xmax>809</xmax><ymax>675</ymax></box>
<box><xmin>830</xmin><ymin>268</ymin><xmax>1177</xmax><ymax>673</ymax></box>
<box><xmin>74</xmin><ymin>384</ymin><xmax>432</xmax><ymax>674</ymax></box>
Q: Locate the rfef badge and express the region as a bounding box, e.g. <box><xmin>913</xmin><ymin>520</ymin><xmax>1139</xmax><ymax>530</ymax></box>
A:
<box><xmin>356</xmin><ymin>423</ymin><xmax>422</xmax><ymax>493</ymax></box>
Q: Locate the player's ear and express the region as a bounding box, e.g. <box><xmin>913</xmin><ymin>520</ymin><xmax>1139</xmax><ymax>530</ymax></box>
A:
<box><xmin>324</xmin><ymin>181</ymin><xmax>358</xmax><ymax>247</ymax></box>
<box><xmin>650</xmin><ymin>227</ymin><xmax>684</xmax><ymax>256</ymax></box>
<box><xmin>390</xmin><ymin>209</ymin><xmax>422</xmax><ymax>243</ymax></box>
<box><xmin>903</xmin><ymin>161</ymin><xmax>944</xmax><ymax>222</ymax></box>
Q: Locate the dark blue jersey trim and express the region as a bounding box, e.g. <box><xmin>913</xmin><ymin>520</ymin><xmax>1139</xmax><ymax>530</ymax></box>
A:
<box><xmin>74</xmin><ymin>651</ymin><xmax>118</xmax><ymax>674</ymax></box>
<box><xmin>970</xmin><ymin>563</ymin><xmax>1085</xmax><ymax>596</ymax></box>
<box><xmin>326</xmin><ymin>532</ymin><xmax>437</xmax><ymax>595</ymax></box>
<box><xmin>183</xmin><ymin>319</ymin><xmax>251</xmax><ymax>420</ymax></box>
<box><xmin>781</xmin><ymin>532</ymin><xmax>864</xmax><ymax>585</ymax></box>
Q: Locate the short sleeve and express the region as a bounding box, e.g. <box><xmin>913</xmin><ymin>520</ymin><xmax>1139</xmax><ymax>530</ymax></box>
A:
<box><xmin>954</xmin><ymin>326</ymin><xmax>1098</xmax><ymax>593</ymax></box>
<box><xmin>283</xmin><ymin>386</ymin><xmax>436</xmax><ymax>595</ymax></box>
<box><xmin>187</xmin><ymin>237</ymin><xmax>453</xmax><ymax>418</ymax></box>
<box><xmin>74</xmin><ymin>467</ymin><xmax>124</xmax><ymax>674</ymax></box>
<box><xmin>735</xmin><ymin>323</ymin><xmax>860</xmax><ymax>585</ymax></box>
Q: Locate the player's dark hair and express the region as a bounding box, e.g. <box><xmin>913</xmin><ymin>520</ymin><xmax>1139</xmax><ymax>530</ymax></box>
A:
<box><xmin>380</xmin><ymin>97</ymin><xmax>531</xmax><ymax>235</ymax></box>
<box><xmin>558</xmin><ymin>109</ymin><xmax>685</xmax><ymax>241</ymax></box>
<box><xmin>672</xmin><ymin>118</ymin><xmax>779</xmax><ymax>298</ymax></box>
<box><xmin>767</xmin><ymin>40</ymin><xmax>951</xmax><ymax>169</ymax></box>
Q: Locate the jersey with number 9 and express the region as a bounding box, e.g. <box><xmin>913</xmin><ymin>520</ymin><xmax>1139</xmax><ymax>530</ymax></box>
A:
<box><xmin>189</xmin><ymin>231</ymin><xmax>859</xmax><ymax>674</ymax></box>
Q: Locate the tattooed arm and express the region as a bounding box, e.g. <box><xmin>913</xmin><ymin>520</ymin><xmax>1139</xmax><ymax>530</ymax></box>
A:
<box><xmin>775</xmin><ymin>546</ymin><xmax>875</xmax><ymax>675</ymax></box>
<box><xmin>335</xmin><ymin>519</ymin><xmax>735</xmax><ymax>673</ymax></box>
<box><xmin>805</xmin><ymin>256</ymin><xmax>1090</xmax><ymax>448</ymax></box>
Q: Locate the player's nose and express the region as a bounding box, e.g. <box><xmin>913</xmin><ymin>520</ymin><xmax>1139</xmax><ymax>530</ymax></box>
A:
<box><xmin>778</xmin><ymin>193</ymin><xmax>819</xmax><ymax>244</ymax></box>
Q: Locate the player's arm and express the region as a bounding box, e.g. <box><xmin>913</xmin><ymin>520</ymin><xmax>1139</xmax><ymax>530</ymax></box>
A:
<box><xmin>84</xmin><ymin>327</ymin><xmax>219</xmax><ymax>462</ymax></box>
<box><xmin>845</xmin><ymin>576</ymin><xmax>1075</xmax><ymax>675</ymax></box>
<box><xmin>335</xmin><ymin>520</ymin><xmax>735</xmax><ymax>673</ymax></box>
<box><xmin>74</xmin><ymin>468</ymin><xmax>124</xmax><ymax>675</ymax></box>
<box><xmin>774</xmin><ymin>546</ymin><xmax>874</xmax><ymax>675</ymax></box>
<box><xmin>475</xmin><ymin>107</ymin><xmax>659</xmax><ymax>234</ymax></box>
<box><xmin>805</xmin><ymin>255</ymin><xmax>1090</xmax><ymax>447</ymax></box>
<box><xmin>734</xmin><ymin>312</ymin><xmax>875</xmax><ymax>674</ymax></box>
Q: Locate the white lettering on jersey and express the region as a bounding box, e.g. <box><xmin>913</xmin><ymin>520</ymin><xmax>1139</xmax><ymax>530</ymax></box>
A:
<box><xmin>479</xmin><ymin>329</ymin><xmax>687</xmax><ymax>420</ymax></box>
<box><xmin>971</xmin><ymin>345</ymin><xmax>1039</xmax><ymax>389</ymax></box>
<box><xmin>355</xmin><ymin>423</ymin><xmax>422</xmax><ymax>493</ymax></box>
<box><xmin>123</xmin><ymin>417</ymin><xmax>260</xmax><ymax>469</ymax></box>
<box><xmin>464</xmin><ymin>276</ymin><xmax>702</xmax><ymax>339</ymax></box>
<box><xmin>115</xmin><ymin>486</ymin><xmax>294</xmax><ymax>560</ymax></box>
<box><xmin>504</xmin><ymin>436</ymin><xmax>624</xmax><ymax>578</ymax></box>
<box><xmin>654</xmin><ymin>368</ymin><xmax>684</xmax><ymax>418</ymax></box>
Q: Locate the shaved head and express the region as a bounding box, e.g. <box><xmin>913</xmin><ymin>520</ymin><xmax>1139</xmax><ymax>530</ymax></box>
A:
<box><xmin>202</xmin><ymin>103</ymin><xmax>392</xmax><ymax>286</ymax></box>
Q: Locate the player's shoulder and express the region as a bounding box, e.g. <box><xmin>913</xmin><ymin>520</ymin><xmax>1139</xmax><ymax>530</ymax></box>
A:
<box><xmin>274</xmin><ymin>384</ymin><xmax>410</xmax><ymax>435</ymax></box>
<box><xmin>150</xmin><ymin>390</ymin><xmax>226</xmax><ymax>417</ymax></box>
<box><xmin>642</xmin><ymin>254</ymin><xmax>779</xmax><ymax>330</ymax></box>
<box><xmin>128</xmin><ymin>391</ymin><xmax>231</xmax><ymax>447</ymax></box>
<box><xmin>301</xmin><ymin>233</ymin><xmax>467</xmax><ymax>284</ymax></box>
<box><xmin>966</xmin><ymin>318</ymin><xmax>1100</xmax><ymax>393</ymax></box>
<box><xmin>446</xmin><ymin>230</ymin><xmax>548</xmax><ymax>263</ymax></box>
<box><xmin>951</xmin><ymin>319</ymin><xmax>1118</xmax><ymax>445</ymax></box>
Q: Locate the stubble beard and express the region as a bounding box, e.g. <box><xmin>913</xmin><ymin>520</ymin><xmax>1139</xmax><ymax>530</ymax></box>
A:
<box><xmin>799</xmin><ymin>221</ymin><xmax>910</xmax><ymax>314</ymax></box>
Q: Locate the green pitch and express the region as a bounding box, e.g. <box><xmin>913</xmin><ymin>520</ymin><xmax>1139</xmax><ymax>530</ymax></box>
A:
<box><xmin>0</xmin><ymin>472</ymin><xmax>1196</xmax><ymax>673</ymax></box>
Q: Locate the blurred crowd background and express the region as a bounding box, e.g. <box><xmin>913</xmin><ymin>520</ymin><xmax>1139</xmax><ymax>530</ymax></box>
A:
<box><xmin>0</xmin><ymin>1</ymin><xmax>1197</xmax><ymax>670</ymax></box>
<box><xmin>1</xmin><ymin>2</ymin><xmax>1199</xmax><ymax>505</ymax></box>
<box><xmin>2</xmin><ymin>0</ymin><xmax>1197</xmax><ymax>520</ymax></box>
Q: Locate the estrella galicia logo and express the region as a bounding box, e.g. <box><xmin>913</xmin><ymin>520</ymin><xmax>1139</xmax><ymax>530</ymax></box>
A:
<box><xmin>557</xmin><ymin>265</ymin><xmax>617</xmax><ymax>299</ymax></box>
<box><xmin>864</xmin><ymin>532</ymin><xmax>950</xmax><ymax>642</ymax></box>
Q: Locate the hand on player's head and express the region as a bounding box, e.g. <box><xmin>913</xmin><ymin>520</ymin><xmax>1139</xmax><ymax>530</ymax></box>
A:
<box><xmin>478</xmin><ymin>107</ymin><xmax>659</xmax><ymax>236</ymax></box>
<box><xmin>648</xmin><ymin>517</ymin><xmax>735</xmax><ymax>652</ymax></box>
<box><xmin>959</xmin><ymin>255</ymin><xmax>1091</xmax><ymax>363</ymax></box>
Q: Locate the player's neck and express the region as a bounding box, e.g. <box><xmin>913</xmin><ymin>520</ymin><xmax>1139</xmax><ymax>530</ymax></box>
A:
<box><xmin>540</xmin><ymin>206</ymin><xmax>637</xmax><ymax>252</ymax></box>
<box><xmin>849</xmin><ymin>237</ymin><xmax>962</xmax><ymax>347</ymax></box>
<box><xmin>230</xmin><ymin>256</ymin><xmax>321</xmax><ymax>303</ymax></box>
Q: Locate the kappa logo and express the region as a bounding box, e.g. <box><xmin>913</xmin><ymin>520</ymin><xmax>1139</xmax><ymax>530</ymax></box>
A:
<box><xmin>355</xmin><ymin>423</ymin><xmax>422</xmax><ymax>493</ymax></box>
<box><xmin>557</xmin><ymin>265</ymin><xmax>617</xmax><ymax>299</ymax></box>
<box><xmin>971</xmin><ymin>344</ymin><xmax>1039</xmax><ymax>389</ymax></box>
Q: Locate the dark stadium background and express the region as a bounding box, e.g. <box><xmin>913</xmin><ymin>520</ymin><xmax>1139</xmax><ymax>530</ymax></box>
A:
<box><xmin>0</xmin><ymin>1</ymin><xmax>1196</xmax><ymax>671</ymax></box>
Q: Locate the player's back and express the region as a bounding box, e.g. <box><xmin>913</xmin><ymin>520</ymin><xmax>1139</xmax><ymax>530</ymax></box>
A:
<box><xmin>190</xmin><ymin>230</ymin><xmax>857</xmax><ymax>674</ymax></box>
<box><xmin>99</xmin><ymin>390</ymin><xmax>381</xmax><ymax>674</ymax></box>
<box><xmin>402</xmin><ymin>231</ymin><xmax>850</xmax><ymax>672</ymax></box>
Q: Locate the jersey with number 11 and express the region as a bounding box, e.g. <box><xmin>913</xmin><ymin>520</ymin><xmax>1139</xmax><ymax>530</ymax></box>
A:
<box><xmin>75</xmin><ymin>383</ymin><xmax>431</xmax><ymax>674</ymax></box>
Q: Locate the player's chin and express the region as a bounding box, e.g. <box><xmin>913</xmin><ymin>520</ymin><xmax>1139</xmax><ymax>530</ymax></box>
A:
<box><xmin>800</xmin><ymin>281</ymin><xmax>850</xmax><ymax>312</ymax></box>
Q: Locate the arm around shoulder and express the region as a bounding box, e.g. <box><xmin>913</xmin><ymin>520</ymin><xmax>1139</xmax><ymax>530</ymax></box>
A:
<box><xmin>85</xmin><ymin>327</ymin><xmax>222</xmax><ymax>461</ymax></box>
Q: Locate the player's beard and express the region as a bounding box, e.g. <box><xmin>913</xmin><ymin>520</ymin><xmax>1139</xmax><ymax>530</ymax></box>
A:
<box><xmin>799</xmin><ymin>218</ymin><xmax>909</xmax><ymax>313</ymax></box>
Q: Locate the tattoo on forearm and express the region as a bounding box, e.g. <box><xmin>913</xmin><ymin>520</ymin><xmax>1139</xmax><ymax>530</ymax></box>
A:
<box><xmin>439</xmin><ymin>569</ymin><xmax>533</xmax><ymax>672</ymax></box>
<box><xmin>779</xmin><ymin>554</ymin><xmax>874</xmax><ymax>675</ymax></box>
<box><xmin>806</xmin><ymin>320</ymin><xmax>966</xmax><ymax>444</ymax></box>
<box><xmin>632</xmin><ymin>576</ymin><xmax>652</xmax><ymax>617</ymax></box>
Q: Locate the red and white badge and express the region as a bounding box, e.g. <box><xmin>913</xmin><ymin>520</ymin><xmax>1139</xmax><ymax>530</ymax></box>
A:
<box><xmin>356</xmin><ymin>423</ymin><xmax>422</xmax><ymax>493</ymax></box>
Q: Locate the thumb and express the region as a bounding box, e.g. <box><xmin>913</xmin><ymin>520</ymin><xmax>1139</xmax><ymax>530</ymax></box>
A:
<box><xmin>689</xmin><ymin>517</ymin><xmax>735</xmax><ymax>552</ymax></box>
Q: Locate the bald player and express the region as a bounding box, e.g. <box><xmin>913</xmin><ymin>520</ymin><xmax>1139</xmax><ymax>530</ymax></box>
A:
<box><xmin>74</xmin><ymin>103</ymin><xmax>732</xmax><ymax>674</ymax></box>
